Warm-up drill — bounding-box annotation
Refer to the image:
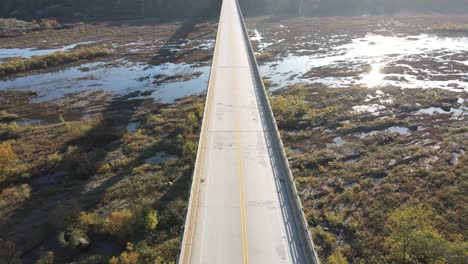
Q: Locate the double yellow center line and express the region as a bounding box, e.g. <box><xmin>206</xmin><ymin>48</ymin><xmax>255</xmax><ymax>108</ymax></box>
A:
<box><xmin>233</xmin><ymin>67</ymin><xmax>249</xmax><ymax>264</ymax></box>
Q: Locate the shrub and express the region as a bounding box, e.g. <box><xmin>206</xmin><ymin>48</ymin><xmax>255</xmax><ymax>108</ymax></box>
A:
<box><xmin>0</xmin><ymin>142</ymin><xmax>17</xmax><ymax>169</ymax></box>
<box><xmin>185</xmin><ymin>112</ymin><xmax>199</xmax><ymax>133</ymax></box>
<box><xmin>145</xmin><ymin>210</ymin><xmax>158</xmax><ymax>231</ymax></box>
<box><xmin>0</xmin><ymin>122</ymin><xmax>21</xmax><ymax>139</ymax></box>
<box><xmin>79</xmin><ymin>211</ymin><xmax>99</xmax><ymax>226</ymax></box>
<box><xmin>0</xmin><ymin>240</ymin><xmax>21</xmax><ymax>264</ymax></box>
<box><xmin>0</xmin><ymin>47</ymin><xmax>112</xmax><ymax>77</ymax></box>
<box><xmin>103</xmin><ymin>210</ymin><xmax>136</xmax><ymax>241</ymax></box>
<box><xmin>327</xmin><ymin>250</ymin><xmax>348</xmax><ymax>264</ymax></box>
<box><xmin>432</xmin><ymin>23</ymin><xmax>468</xmax><ymax>32</ymax></box>
<box><xmin>0</xmin><ymin>111</ymin><xmax>18</xmax><ymax>122</ymax></box>
<box><xmin>255</xmin><ymin>52</ymin><xmax>273</xmax><ymax>62</ymax></box>
<box><xmin>109</xmin><ymin>243</ymin><xmax>140</xmax><ymax>264</ymax></box>
<box><xmin>36</xmin><ymin>251</ymin><xmax>54</xmax><ymax>264</ymax></box>
<box><xmin>39</xmin><ymin>18</ymin><xmax>60</xmax><ymax>29</ymax></box>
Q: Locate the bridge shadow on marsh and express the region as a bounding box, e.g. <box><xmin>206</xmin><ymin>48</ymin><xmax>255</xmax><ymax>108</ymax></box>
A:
<box><xmin>0</xmin><ymin>12</ymin><xmax>215</xmax><ymax>262</ymax></box>
<box><xmin>0</xmin><ymin>95</ymin><xmax>167</xmax><ymax>263</ymax></box>
<box><xmin>151</xmin><ymin>4</ymin><xmax>220</xmax><ymax>65</ymax></box>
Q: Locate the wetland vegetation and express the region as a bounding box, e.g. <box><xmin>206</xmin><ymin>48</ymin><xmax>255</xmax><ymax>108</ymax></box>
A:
<box><xmin>1</xmin><ymin>1</ymin><xmax>468</xmax><ymax>263</ymax></box>
<box><xmin>271</xmin><ymin>85</ymin><xmax>467</xmax><ymax>263</ymax></box>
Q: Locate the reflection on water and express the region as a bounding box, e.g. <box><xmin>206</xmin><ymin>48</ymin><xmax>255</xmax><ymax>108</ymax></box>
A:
<box><xmin>387</xmin><ymin>126</ymin><xmax>410</xmax><ymax>135</ymax></box>
<box><xmin>417</xmin><ymin>107</ymin><xmax>466</xmax><ymax>117</ymax></box>
<box><xmin>251</xmin><ymin>29</ymin><xmax>274</xmax><ymax>52</ymax></box>
<box><xmin>145</xmin><ymin>152</ymin><xmax>176</xmax><ymax>165</ymax></box>
<box><xmin>333</xmin><ymin>136</ymin><xmax>346</xmax><ymax>146</ymax></box>
<box><xmin>0</xmin><ymin>41</ymin><xmax>96</xmax><ymax>61</ymax></box>
<box><xmin>126</xmin><ymin>122</ymin><xmax>140</xmax><ymax>133</ymax></box>
<box><xmin>358</xmin><ymin>126</ymin><xmax>410</xmax><ymax>138</ymax></box>
<box><xmin>361</xmin><ymin>63</ymin><xmax>385</xmax><ymax>88</ymax></box>
<box><xmin>0</xmin><ymin>61</ymin><xmax>210</xmax><ymax>103</ymax></box>
<box><xmin>261</xmin><ymin>33</ymin><xmax>468</xmax><ymax>91</ymax></box>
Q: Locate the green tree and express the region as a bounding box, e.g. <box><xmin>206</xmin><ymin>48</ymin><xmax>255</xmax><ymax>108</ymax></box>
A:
<box><xmin>327</xmin><ymin>250</ymin><xmax>348</xmax><ymax>264</ymax></box>
<box><xmin>384</xmin><ymin>204</ymin><xmax>458</xmax><ymax>263</ymax></box>
<box><xmin>185</xmin><ymin>112</ymin><xmax>199</xmax><ymax>133</ymax></box>
<box><xmin>145</xmin><ymin>210</ymin><xmax>158</xmax><ymax>231</ymax></box>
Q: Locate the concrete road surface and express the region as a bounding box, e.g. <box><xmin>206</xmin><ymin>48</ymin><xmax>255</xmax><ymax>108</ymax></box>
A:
<box><xmin>179</xmin><ymin>0</ymin><xmax>313</xmax><ymax>263</ymax></box>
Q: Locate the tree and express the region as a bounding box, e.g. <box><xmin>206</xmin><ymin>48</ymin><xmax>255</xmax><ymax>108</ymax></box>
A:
<box><xmin>145</xmin><ymin>210</ymin><xmax>158</xmax><ymax>231</ymax></box>
<box><xmin>327</xmin><ymin>250</ymin><xmax>348</xmax><ymax>264</ymax></box>
<box><xmin>185</xmin><ymin>112</ymin><xmax>199</xmax><ymax>133</ymax></box>
<box><xmin>384</xmin><ymin>204</ymin><xmax>456</xmax><ymax>263</ymax></box>
<box><xmin>103</xmin><ymin>210</ymin><xmax>135</xmax><ymax>241</ymax></box>
<box><xmin>109</xmin><ymin>243</ymin><xmax>139</xmax><ymax>264</ymax></box>
<box><xmin>0</xmin><ymin>142</ymin><xmax>17</xmax><ymax>169</ymax></box>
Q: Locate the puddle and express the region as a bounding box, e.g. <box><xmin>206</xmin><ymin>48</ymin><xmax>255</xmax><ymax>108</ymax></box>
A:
<box><xmin>251</xmin><ymin>29</ymin><xmax>274</xmax><ymax>52</ymax></box>
<box><xmin>16</xmin><ymin>119</ymin><xmax>44</xmax><ymax>126</ymax></box>
<box><xmin>417</xmin><ymin>107</ymin><xmax>466</xmax><ymax>116</ymax></box>
<box><xmin>126</xmin><ymin>122</ymin><xmax>140</xmax><ymax>133</ymax></box>
<box><xmin>145</xmin><ymin>152</ymin><xmax>176</xmax><ymax>165</ymax></box>
<box><xmin>450</xmin><ymin>149</ymin><xmax>465</xmax><ymax>165</ymax></box>
<box><xmin>0</xmin><ymin>41</ymin><xmax>96</xmax><ymax>61</ymax></box>
<box><xmin>358</xmin><ymin>126</ymin><xmax>410</xmax><ymax>138</ymax></box>
<box><xmin>261</xmin><ymin>34</ymin><xmax>468</xmax><ymax>91</ymax></box>
<box><xmin>387</xmin><ymin>126</ymin><xmax>410</xmax><ymax>135</ymax></box>
<box><xmin>352</xmin><ymin>104</ymin><xmax>385</xmax><ymax>115</ymax></box>
<box><xmin>289</xmin><ymin>147</ymin><xmax>303</xmax><ymax>154</ymax></box>
<box><xmin>345</xmin><ymin>158</ymin><xmax>359</xmax><ymax>164</ymax></box>
<box><xmin>358</xmin><ymin>131</ymin><xmax>380</xmax><ymax>138</ymax></box>
<box><xmin>0</xmin><ymin>61</ymin><xmax>210</xmax><ymax>103</ymax></box>
<box><xmin>333</xmin><ymin>136</ymin><xmax>346</xmax><ymax>146</ymax></box>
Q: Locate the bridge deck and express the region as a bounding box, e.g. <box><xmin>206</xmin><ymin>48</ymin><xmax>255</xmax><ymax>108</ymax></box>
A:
<box><xmin>179</xmin><ymin>0</ymin><xmax>316</xmax><ymax>263</ymax></box>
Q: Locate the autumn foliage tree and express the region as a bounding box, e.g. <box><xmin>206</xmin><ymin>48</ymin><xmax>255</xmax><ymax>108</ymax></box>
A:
<box><xmin>103</xmin><ymin>210</ymin><xmax>136</xmax><ymax>241</ymax></box>
<box><xmin>0</xmin><ymin>142</ymin><xmax>17</xmax><ymax>169</ymax></box>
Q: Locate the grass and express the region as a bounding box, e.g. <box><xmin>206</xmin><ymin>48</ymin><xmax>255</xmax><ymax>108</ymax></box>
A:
<box><xmin>0</xmin><ymin>47</ymin><xmax>112</xmax><ymax>77</ymax></box>
<box><xmin>255</xmin><ymin>52</ymin><xmax>273</xmax><ymax>62</ymax></box>
<box><xmin>432</xmin><ymin>23</ymin><xmax>468</xmax><ymax>32</ymax></box>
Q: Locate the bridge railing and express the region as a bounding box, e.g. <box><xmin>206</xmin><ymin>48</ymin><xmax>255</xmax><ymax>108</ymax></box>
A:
<box><xmin>235</xmin><ymin>1</ymin><xmax>321</xmax><ymax>263</ymax></box>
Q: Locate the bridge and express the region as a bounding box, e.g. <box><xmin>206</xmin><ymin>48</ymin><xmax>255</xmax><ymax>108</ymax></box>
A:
<box><xmin>178</xmin><ymin>0</ymin><xmax>320</xmax><ymax>263</ymax></box>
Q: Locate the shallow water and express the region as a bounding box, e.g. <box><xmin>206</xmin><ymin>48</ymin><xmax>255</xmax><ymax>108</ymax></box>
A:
<box><xmin>417</xmin><ymin>107</ymin><xmax>466</xmax><ymax>116</ymax></box>
<box><xmin>16</xmin><ymin>118</ymin><xmax>44</xmax><ymax>126</ymax></box>
<box><xmin>333</xmin><ymin>136</ymin><xmax>346</xmax><ymax>146</ymax></box>
<box><xmin>0</xmin><ymin>41</ymin><xmax>96</xmax><ymax>61</ymax></box>
<box><xmin>387</xmin><ymin>126</ymin><xmax>410</xmax><ymax>135</ymax></box>
<box><xmin>251</xmin><ymin>29</ymin><xmax>274</xmax><ymax>52</ymax></box>
<box><xmin>145</xmin><ymin>152</ymin><xmax>177</xmax><ymax>165</ymax></box>
<box><xmin>126</xmin><ymin>122</ymin><xmax>140</xmax><ymax>133</ymax></box>
<box><xmin>0</xmin><ymin>61</ymin><xmax>210</xmax><ymax>103</ymax></box>
<box><xmin>358</xmin><ymin>126</ymin><xmax>410</xmax><ymax>138</ymax></box>
<box><xmin>260</xmin><ymin>33</ymin><xmax>468</xmax><ymax>91</ymax></box>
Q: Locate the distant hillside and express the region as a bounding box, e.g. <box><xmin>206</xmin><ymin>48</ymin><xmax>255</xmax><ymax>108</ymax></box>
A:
<box><xmin>1</xmin><ymin>0</ymin><xmax>467</xmax><ymax>22</ymax></box>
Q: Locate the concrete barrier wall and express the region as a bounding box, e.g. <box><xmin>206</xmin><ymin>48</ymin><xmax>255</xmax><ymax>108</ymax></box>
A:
<box><xmin>234</xmin><ymin>1</ymin><xmax>321</xmax><ymax>263</ymax></box>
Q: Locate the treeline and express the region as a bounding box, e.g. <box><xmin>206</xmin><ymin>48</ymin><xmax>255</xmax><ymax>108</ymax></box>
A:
<box><xmin>242</xmin><ymin>0</ymin><xmax>468</xmax><ymax>16</ymax></box>
<box><xmin>0</xmin><ymin>0</ymin><xmax>221</xmax><ymax>20</ymax></box>
<box><xmin>1</xmin><ymin>0</ymin><xmax>467</xmax><ymax>22</ymax></box>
